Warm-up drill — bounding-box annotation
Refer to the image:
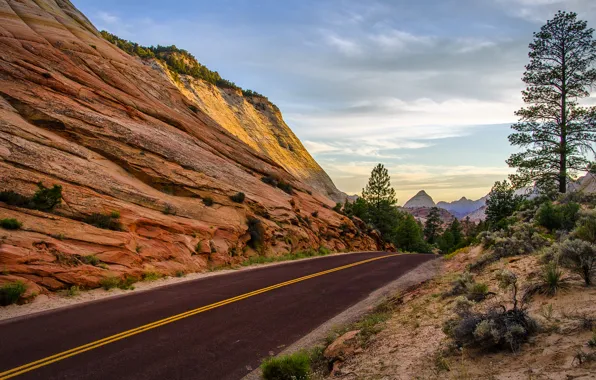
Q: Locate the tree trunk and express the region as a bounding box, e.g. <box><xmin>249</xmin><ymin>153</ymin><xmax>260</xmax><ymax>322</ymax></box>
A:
<box><xmin>559</xmin><ymin>38</ymin><xmax>567</xmax><ymax>194</ymax></box>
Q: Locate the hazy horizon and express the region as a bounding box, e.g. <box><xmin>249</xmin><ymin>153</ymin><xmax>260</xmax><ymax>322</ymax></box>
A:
<box><xmin>73</xmin><ymin>0</ymin><xmax>596</xmax><ymax>204</ymax></box>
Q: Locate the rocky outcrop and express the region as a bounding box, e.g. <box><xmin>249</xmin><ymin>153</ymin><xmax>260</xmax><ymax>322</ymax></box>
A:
<box><xmin>403</xmin><ymin>190</ymin><xmax>435</xmax><ymax>209</ymax></box>
<box><xmin>0</xmin><ymin>0</ymin><xmax>379</xmax><ymax>294</ymax></box>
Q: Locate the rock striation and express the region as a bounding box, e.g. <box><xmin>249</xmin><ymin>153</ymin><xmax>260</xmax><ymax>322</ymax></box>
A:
<box><xmin>0</xmin><ymin>0</ymin><xmax>379</xmax><ymax>294</ymax></box>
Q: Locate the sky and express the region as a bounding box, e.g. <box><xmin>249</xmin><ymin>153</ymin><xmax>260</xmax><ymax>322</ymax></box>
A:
<box><xmin>73</xmin><ymin>0</ymin><xmax>596</xmax><ymax>204</ymax></box>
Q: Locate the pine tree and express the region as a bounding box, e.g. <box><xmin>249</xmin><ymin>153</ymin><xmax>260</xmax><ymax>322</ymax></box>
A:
<box><xmin>361</xmin><ymin>164</ymin><xmax>397</xmax><ymax>239</ymax></box>
<box><xmin>424</xmin><ymin>207</ymin><xmax>442</xmax><ymax>244</ymax></box>
<box><xmin>485</xmin><ymin>181</ymin><xmax>523</xmax><ymax>230</ymax></box>
<box><xmin>507</xmin><ymin>11</ymin><xmax>596</xmax><ymax>193</ymax></box>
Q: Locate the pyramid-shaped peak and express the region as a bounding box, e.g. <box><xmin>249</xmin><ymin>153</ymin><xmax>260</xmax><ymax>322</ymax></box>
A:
<box><xmin>404</xmin><ymin>190</ymin><xmax>436</xmax><ymax>208</ymax></box>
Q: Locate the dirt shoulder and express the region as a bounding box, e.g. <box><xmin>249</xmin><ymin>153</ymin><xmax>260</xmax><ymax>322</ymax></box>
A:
<box><xmin>243</xmin><ymin>257</ymin><xmax>442</xmax><ymax>380</ymax></box>
<box><xmin>333</xmin><ymin>246</ymin><xmax>596</xmax><ymax>379</ymax></box>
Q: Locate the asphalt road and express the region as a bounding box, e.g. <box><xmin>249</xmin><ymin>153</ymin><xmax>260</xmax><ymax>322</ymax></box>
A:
<box><xmin>0</xmin><ymin>252</ymin><xmax>434</xmax><ymax>380</ymax></box>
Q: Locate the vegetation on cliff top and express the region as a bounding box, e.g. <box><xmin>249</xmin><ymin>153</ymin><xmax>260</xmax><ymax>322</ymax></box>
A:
<box><xmin>100</xmin><ymin>31</ymin><xmax>267</xmax><ymax>99</ymax></box>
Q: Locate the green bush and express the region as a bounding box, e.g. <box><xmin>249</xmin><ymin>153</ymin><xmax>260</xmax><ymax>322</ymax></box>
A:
<box><xmin>573</xmin><ymin>210</ymin><xmax>596</xmax><ymax>243</ymax></box>
<box><xmin>261</xmin><ymin>175</ymin><xmax>278</xmax><ymax>187</ymax></box>
<box><xmin>83</xmin><ymin>213</ymin><xmax>122</xmax><ymax>231</ymax></box>
<box><xmin>261</xmin><ymin>351</ymin><xmax>310</xmax><ymax>380</ymax></box>
<box><xmin>202</xmin><ymin>197</ymin><xmax>214</xmax><ymax>206</ymax></box>
<box><xmin>230</xmin><ymin>192</ymin><xmax>245</xmax><ymax>203</ymax></box>
<box><xmin>311</xmin><ymin>211</ymin><xmax>318</xmax><ymax>218</ymax></box>
<box><xmin>0</xmin><ymin>218</ymin><xmax>22</xmax><ymax>230</ymax></box>
<box><xmin>0</xmin><ymin>281</ymin><xmax>27</xmax><ymax>306</ymax></box>
<box><xmin>142</xmin><ymin>272</ymin><xmax>162</xmax><ymax>281</ymax></box>
<box><xmin>540</xmin><ymin>262</ymin><xmax>566</xmax><ymax>295</ymax></box>
<box><xmin>443</xmin><ymin>271</ymin><xmax>536</xmax><ymax>352</ymax></box>
<box><xmin>99</xmin><ymin>277</ymin><xmax>120</xmax><ymax>290</ymax></box>
<box><xmin>0</xmin><ymin>183</ymin><xmax>62</xmax><ymax>212</ymax></box>
<box><xmin>536</xmin><ymin>201</ymin><xmax>580</xmax><ymax>231</ymax></box>
<box><xmin>471</xmin><ymin>222</ymin><xmax>549</xmax><ymax>271</ymax></box>
<box><xmin>558</xmin><ymin>239</ymin><xmax>596</xmax><ymax>286</ymax></box>
<box><xmin>80</xmin><ymin>255</ymin><xmax>100</xmax><ymax>266</ymax></box>
<box><xmin>31</xmin><ymin>183</ymin><xmax>63</xmax><ymax>211</ymax></box>
<box><xmin>247</xmin><ymin>216</ymin><xmax>265</xmax><ymax>249</ymax></box>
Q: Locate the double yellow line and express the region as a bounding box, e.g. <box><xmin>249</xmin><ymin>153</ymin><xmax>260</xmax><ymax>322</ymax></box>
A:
<box><xmin>0</xmin><ymin>253</ymin><xmax>399</xmax><ymax>379</ymax></box>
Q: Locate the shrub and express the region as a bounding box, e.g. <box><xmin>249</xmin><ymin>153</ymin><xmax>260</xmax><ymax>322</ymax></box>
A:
<box><xmin>80</xmin><ymin>255</ymin><xmax>100</xmax><ymax>266</ymax></box>
<box><xmin>230</xmin><ymin>192</ymin><xmax>245</xmax><ymax>203</ymax></box>
<box><xmin>536</xmin><ymin>201</ymin><xmax>580</xmax><ymax>231</ymax></box>
<box><xmin>443</xmin><ymin>270</ymin><xmax>537</xmax><ymax>352</ymax></box>
<box><xmin>118</xmin><ymin>276</ymin><xmax>136</xmax><ymax>290</ymax></box>
<box><xmin>83</xmin><ymin>213</ymin><xmax>122</xmax><ymax>231</ymax></box>
<box><xmin>202</xmin><ymin>197</ymin><xmax>214</xmax><ymax>206</ymax></box>
<box><xmin>558</xmin><ymin>239</ymin><xmax>596</xmax><ymax>286</ymax></box>
<box><xmin>443</xmin><ymin>272</ymin><xmax>489</xmax><ymax>302</ymax></box>
<box><xmin>261</xmin><ymin>175</ymin><xmax>278</xmax><ymax>187</ymax></box>
<box><xmin>573</xmin><ymin>210</ymin><xmax>596</xmax><ymax>243</ymax></box>
<box><xmin>540</xmin><ymin>262</ymin><xmax>566</xmax><ymax>296</ymax></box>
<box><xmin>175</xmin><ymin>270</ymin><xmax>186</xmax><ymax>277</ymax></box>
<box><xmin>0</xmin><ymin>218</ymin><xmax>22</xmax><ymax>230</ymax></box>
<box><xmin>162</xmin><ymin>204</ymin><xmax>176</xmax><ymax>215</ymax></box>
<box><xmin>65</xmin><ymin>286</ymin><xmax>80</xmax><ymax>297</ymax></box>
<box><xmin>100</xmin><ymin>277</ymin><xmax>120</xmax><ymax>290</ymax></box>
<box><xmin>0</xmin><ymin>190</ymin><xmax>32</xmax><ymax>208</ymax></box>
<box><xmin>261</xmin><ymin>351</ymin><xmax>310</xmax><ymax>380</ymax></box>
<box><xmin>247</xmin><ymin>216</ymin><xmax>265</xmax><ymax>250</ymax></box>
<box><xmin>311</xmin><ymin>211</ymin><xmax>318</xmax><ymax>218</ymax></box>
<box><xmin>30</xmin><ymin>183</ymin><xmax>63</xmax><ymax>211</ymax></box>
<box><xmin>110</xmin><ymin>211</ymin><xmax>120</xmax><ymax>219</ymax></box>
<box><xmin>142</xmin><ymin>272</ymin><xmax>162</xmax><ymax>281</ymax></box>
<box><xmin>277</xmin><ymin>181</ymin><xmax>293</xmax><ymax>195</ymax></box>
<box><xmin>470</xmin><ymin>222</ymin><xmax>549</xmax><ymax>271</ymax></box>
<box><xmin>0</xmin><ymin>281</ymin><xmax>27</xmax><ymax>306</ymax></box>
<box><xmin>333</xmin><ymin>203</ymin><xmax>342</xmax><ymax>213</ymax></box>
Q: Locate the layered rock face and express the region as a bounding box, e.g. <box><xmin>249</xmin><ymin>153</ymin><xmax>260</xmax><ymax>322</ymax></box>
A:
<box><xmin>0</xmin><ymin>0</ymin><xmax>378</xmax><ymax>294</ymax></box>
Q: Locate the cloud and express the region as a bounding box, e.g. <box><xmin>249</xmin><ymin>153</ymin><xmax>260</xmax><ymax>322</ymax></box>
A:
<box><xmin>96</xmin><ymin>11</ymin><xmax>119</xmax><ymax>24</ymax></box>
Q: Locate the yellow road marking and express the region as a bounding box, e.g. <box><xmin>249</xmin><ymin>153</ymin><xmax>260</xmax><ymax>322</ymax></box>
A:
<box><xmin>0</xmin><ymin>253</ymin><xmax>399</xmax><ymax>379</ymax></box>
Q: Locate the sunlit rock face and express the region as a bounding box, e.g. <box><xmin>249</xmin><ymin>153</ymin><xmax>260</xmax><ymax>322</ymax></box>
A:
<box><xmin>0</xmin><ymin>0</ymin><xmax>377</xmax><ymax>293</ymax></box>
<box><xmin>403</xmin><ymin>190</ymin><xmax>436</xmax><ymax>209</ymax></box>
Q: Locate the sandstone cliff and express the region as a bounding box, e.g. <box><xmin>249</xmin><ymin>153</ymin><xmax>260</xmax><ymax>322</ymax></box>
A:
<box><xmin>0</xmin><ymin>0</ymin><xmax>378</xmax><ymax>295</ymax></box>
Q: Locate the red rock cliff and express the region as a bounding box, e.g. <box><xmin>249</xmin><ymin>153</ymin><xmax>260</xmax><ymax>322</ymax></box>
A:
<box><xmin>0</xmin><ymin>0</ymin><xmax>379</xmax><ymax>294</ymax></box>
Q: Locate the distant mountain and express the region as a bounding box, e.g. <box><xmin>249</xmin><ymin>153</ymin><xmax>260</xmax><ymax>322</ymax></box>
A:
<box><xmin>403</xmin><ymin>190</ymin><xmax>436</xmax><ymax>208</ymax></box>
<box><xmin>462</xmin><ymin>206</ymin><xmax>487</xmax><ymax>222</ymax></box>
<box><xmin>436</xmin><ymin>196</ymin><xmax>487</xmax><ymax>219</ymax></box>
<box><xmin>402</xmin><ymin>206</ymin><xmax>455</xmax><ymax>225</ymax></box>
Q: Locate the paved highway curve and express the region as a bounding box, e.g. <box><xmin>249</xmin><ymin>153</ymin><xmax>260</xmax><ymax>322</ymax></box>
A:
<box><xmin>0</xmin><ymin>252</ymin><xmax>434</xmax><ymax>380</ymax></box>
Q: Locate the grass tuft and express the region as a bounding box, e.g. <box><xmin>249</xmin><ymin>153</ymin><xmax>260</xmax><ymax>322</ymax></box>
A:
<box><xmin>0</xmin><ymin>218</ymin><xmax>22</xmax><ymax>230</ymax></box>
<box><xmin>261</xmin><ymin>350</ymin><xmax>310</xmax><ymax>380</ymax></box>
<box><xmin>0</xmin><ymin>281</ymin><xmax>27</xmax><ymax>305</ymax></box>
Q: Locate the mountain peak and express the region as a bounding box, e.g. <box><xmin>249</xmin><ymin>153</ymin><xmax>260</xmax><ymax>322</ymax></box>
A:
<box><xmin>404</xmin><ymin>190</ymin><xmax>436</xmax><ymax>208</ymax></box>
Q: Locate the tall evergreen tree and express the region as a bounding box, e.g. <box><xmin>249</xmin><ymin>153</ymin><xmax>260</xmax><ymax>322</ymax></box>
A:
<box><xmin>361</xmin><ymin>164</ymin><xmax>398</xmax><ymax>239</ymax></box>
<box><xmin>424</xmin><ymin>207</ymin><xmax>442</xmax><ymax>244</ymax></box>
<box><xmin>507</xmin><ymin>11</ymin><xmax>596</xmax><ymax>193</ymax></box>
<box><xmin>486</xmin><ymin>181</ymin><xmax>523</xmax><ymax>230</ymax></box>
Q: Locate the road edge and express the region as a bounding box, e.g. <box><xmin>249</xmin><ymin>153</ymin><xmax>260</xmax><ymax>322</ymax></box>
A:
<box><xmin>241</xmin><ymin>257</ymin><xmax>443</xmax><ymax>380</ymax></box>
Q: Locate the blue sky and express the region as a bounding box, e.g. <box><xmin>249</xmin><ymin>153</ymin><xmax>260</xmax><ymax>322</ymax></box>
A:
<box><xmin>73</xmin><ymin>0</ymin><xmax>596</xmax><ymax>204</ymax></box>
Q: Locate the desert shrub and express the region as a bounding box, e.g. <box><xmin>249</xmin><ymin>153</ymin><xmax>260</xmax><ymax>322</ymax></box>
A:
<box><xmin>0</xmin><ymin>218</ymin><xmax>22</xmax><ymax>230</ymax></box>
<box><xmin>470</xmin><ymin>222</ymin><xmax>549</xmax><ymax>271</ymax></box>
<box><xmin>277</xmin><ymin>181</ymin><xmax>293</xmax><ymax>195</ymax></box>
<box><xmin>65</xmin><ymin>286</ymin><xmax>80</xmax><ymax>297</ymax></box>
<box><xmin>175</xmin><ymin>270</ymin><xmax>186</xmax><ymax>277</ymax></box>
<box><xmin>0</xmin><ymin>281</ymin><xmax>27</xmax><ymax>306</ymax></box>
<box><xmin>540</xmin><ymin>262</ymin><xmax>566</xmax><ymax>295</ymax></box>
<box><xmin>110</xmin><ymin>211</ymin><xmax>120</xmax><ymax>219</ymax></box>
<box><xmin>247</xmin><ymin>216</ymin><xmax>265</xmax><ymax>249</ymax></box>
<box><xmin>536</xmin><ymin>201</ymin><xmax>580</xmax><ymax>231</ymax></box>
<box><xmin>311</xmin><ymin>211</ymin><xmax>318</xmax><ymax>218</ymax></box>
<box><xmin>162</xmin><ymin>204</ymin><xmax>176</xmax><ymax>215</ymax></box>
<box><xmin>558</xmin><ymin>239</ymin><xmax>596</xmax><ymax>286</ymax></box>
<box><xmin>0</xmin><ymin>183</ymin><xmax>62</xmax><ymax>212</ymax></box>
<box><xmin>261</xmin><ymin>350</ymin><xmax>310</xmax><ymax>380</ymax></box>
<box><xmin>99</xmin><ymin>276</ymin><xmax>120</xmax><ymax>290</ymax></box>
<box><xmin>202</xmin><ymin>197</ymin><xmax>214</xmax><ymax>206</ymax></box>
<box><xmin>80</xmin><ymin>255</ymin><xmax>100</xmax><ymax>266</ymax></box>
<box><xmin>573</xmin><ymin>210</ymin><xmax>596</xmax><ymax>243</ymax></box>
<box><xmin>443</xmin><ymin>270</ymin><xmax>537</xmax><ymax>352</ymax></box>
<box><xmin>31</xmin><ymin>183</ymin><xmax>62</xmax><ymax>211</ymax></box>
<box><xmin>261</xmin><ymin>175</ymin><xmax>279</xmax><ymax>187</ymax></box>
<box><xmin>333</xmin><ymin>203</ymin><xmax>342</xmax><ymax>213</ymax></box>
<box><xmin>0</xmin><ymin>190</ymin><xmax>32</xmax><ymax>208</ymax></box>
<box><xmin>142</xmin><ymin>272</ymin><xmax>162</xmax><ymax>281</ymax></box>
<box><xmin>118</xmin><ymin>276</ymin><xmax>136</xmax><ymax>290</ymax></box>
<box><xmin>443</xmin><ymin>272</ymin><xmax>489</xmax><ymax>302</ymax></box>
<box><xmin>230</xmin><ymin>192</ymin><xmax>245</xmax><ymax>203</ymax></box>
<box><xmin>318</xmin><ymin>246</ymin><xmax>331</xmax><ymax>255</ymax></box>
<box><xmin>83</xmin><ymin>213</ymin><xmax>122</xmax><ymax>231</ymax></box>
<box><xmin>588</xmin><ymin>329</ymin><xmax>596</xmax><ymax>348</ymax></box>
